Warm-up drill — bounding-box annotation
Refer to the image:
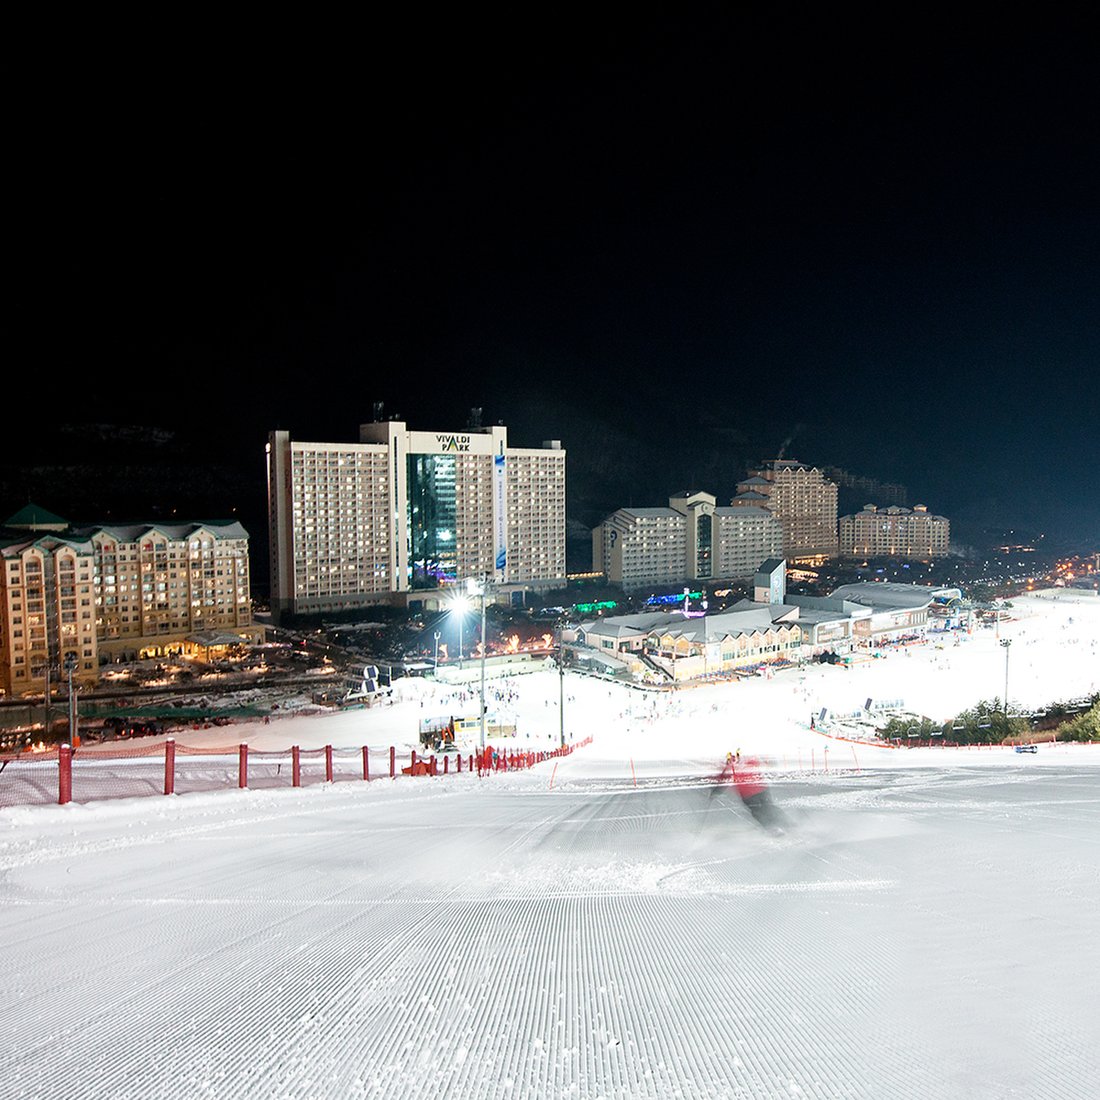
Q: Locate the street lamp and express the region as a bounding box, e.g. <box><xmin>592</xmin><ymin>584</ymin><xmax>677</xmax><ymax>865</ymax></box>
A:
<box><xmin>449</xmin><ymin>593</ymin><xmax>471</xmax><ymax>665</ymax></box>
<box><xmin>36</xmin><ymin>657</ymin><xmax>52</xmax><ymax>739</ymax></box>
<box><xmin>1000</xmin><ymin>638</ymin><xmax>1012</xmax><ymax>724</ymax></box>
<box><xmin>433</xmin><ymin>630</ymin><xmax>441</xmax><ymax>673</ymax></box>
<box><xmin>64</xmin><ymin>651</ymin><xmax>78</xmax><ymax>747</ymax></box>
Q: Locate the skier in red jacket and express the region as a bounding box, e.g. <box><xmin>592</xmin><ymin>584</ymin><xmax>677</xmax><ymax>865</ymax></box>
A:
<box><xmin>714</xmin><ymin>751</ymin><xmax>785</xmax><ymax>833</ymax></box>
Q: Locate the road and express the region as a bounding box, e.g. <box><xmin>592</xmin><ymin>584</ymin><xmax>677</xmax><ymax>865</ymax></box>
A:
<box><xmin>2</xmin><ymin>764</ymin><xmax>1099</xmax><ymax>1098</ymax></box>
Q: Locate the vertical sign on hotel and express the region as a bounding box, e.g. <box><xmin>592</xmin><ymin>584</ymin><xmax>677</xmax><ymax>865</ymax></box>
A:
<box><xmin>494</xmin><ymin>454</ymin><xmax>507</xmax><ymax>581</ymax></box>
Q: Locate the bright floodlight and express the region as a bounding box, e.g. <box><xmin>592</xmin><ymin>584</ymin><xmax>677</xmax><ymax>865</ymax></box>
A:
<box><xmin>450</xmin><ymin>594</ymin><xmax>471</xmax><ymax>616</ymax></box>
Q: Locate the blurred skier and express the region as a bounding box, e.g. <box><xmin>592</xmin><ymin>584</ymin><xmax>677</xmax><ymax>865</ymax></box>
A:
<box><xmin>712</xmin><ymin>751</ymin><xmax>785</xmax><ymax>834</ymax></box>
<box><xmin>732</xmin><ymin>753</ymin><xmax>784</xmax><ymax>833</ymax></box>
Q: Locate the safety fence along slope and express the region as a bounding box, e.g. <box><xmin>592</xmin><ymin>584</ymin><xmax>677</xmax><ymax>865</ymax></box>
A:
<box><xmin>0</xmin><ymin>737</ymin><xmax>595</xmax><ymax>809</ymax></box>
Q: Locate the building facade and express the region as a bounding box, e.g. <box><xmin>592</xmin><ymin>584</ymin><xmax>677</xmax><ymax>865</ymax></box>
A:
<box><xmin>267</xmin><ymin>420</ymin><xmax>566</xmax><ymax>619</ymax></box>
<box><xmin>0</xmin><ymin>507</ymin><xmax>257</xmax><ymax>695</ymax></box>
<box><xmin>592</xmin><ymin>490</ymin><xmax>782</xmax><ymax>592</ymax></box>
<box><xmin>829</xmin><ymin>581</ymin><xmax>961</xmax><ymax>645</ymax></box>
<box><xmin>75</xmin><ymin>521</ymin><xmax>258</xmax><ymax>662</ymax></box>
<box><xmin>573</xmin><ymin>566</ymin><xmax>964</xmax><ymax>683</ymax></box>
<box><xmin>592</xmin><ymin>507</ymin><xmax>688</xmax><ymax>592</ymax></box>
<box><xmin>731</xmin><ymin>460</ymin><xmax>838</xmax><ymax>560</ymax></box>
<box><xmin>575</xmin><ymin>605</ymin><xmax>804</xmax><ymax>683</ymax></box>
<box><xmin>839</xmin><ymin>504</ymin><xmax>950</xmax><ymax>559</ymax></box>
<box><xmin>0</xmin><ymin>508</ymin><xmax>98</xmax><ymax>697</ymax></box>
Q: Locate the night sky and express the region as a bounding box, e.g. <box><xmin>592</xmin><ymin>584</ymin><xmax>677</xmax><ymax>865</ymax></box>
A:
<box><xmin>7</xmin><ymin>14</ymin><xmax>1100</xmax><ymax>580</ymax></box>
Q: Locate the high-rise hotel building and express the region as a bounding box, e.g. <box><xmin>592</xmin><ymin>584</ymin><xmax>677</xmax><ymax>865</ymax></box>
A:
<box><xmin>267</xmin><ymin>420</ymin><xmax>567</xmax><ymax>619</ymax></box>
<box><xmin>732</xmin><ymin>460</ymin><xmax>838</xmax><ymax>561</ymax></box>
<box><xmin>592</xmin><ymin>490</ymin><xmax>782</xmax><ymax>593</ymax></box>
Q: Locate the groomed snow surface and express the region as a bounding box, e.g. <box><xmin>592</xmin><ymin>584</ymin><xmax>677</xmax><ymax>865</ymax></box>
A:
<box><xmin>3</xmin><ymin>591</ymin><xmax>1100</xmax><ymax>1099</ymax></box>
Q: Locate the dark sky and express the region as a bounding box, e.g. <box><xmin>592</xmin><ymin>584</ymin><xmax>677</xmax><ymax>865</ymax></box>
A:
<box><xmin>8</xmin><ymin>13</ymin><xmax>1100</xmax><ymax>562</ymax></box>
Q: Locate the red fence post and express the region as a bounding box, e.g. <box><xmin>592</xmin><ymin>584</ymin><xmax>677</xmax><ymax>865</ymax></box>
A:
<box><xmin>390</xmin><ymin>745</ymin><xmax>395</xmax><ymax>779</ymax></box>
<box><xmin>164</xmin><ymin>739</ymin><xmax>175</xmax><ymax>795</ymax></box>
<box><xmin>444</xmin><ymin>755</ymin><xmax>449</xmax><ymax>774</ymax></box>
<box><xmin>325</xmin><ymin>745</ymin><xmax>334</xmax><ymax>783</ymax></box>
<box><xmin>292</xmin><ymin>745</ymin><xmax>301</xmax><ymax>787</ymax></box>
<box><xmin>58</xmin><ymin>744</ymin><xmax>72</xmax><ymax>805</ymax></box>
<box><xmin>239</xmin><ymin>743</ymin><xmax>248</xmax><ymax>789</ymax></box>
<box><xmin>410</xmin><ymin>750</ymin><xmax>417</xmax><ymax>775</ymax></box>
<box><xmin>430</xmin><ymin>755</ymin><xmax>437</xmax><ymax>776</ymax></box>
<box><xmin>362</xmin><ymin>746</ymin><xmax>370</xmax><ymax>781</ymax></box>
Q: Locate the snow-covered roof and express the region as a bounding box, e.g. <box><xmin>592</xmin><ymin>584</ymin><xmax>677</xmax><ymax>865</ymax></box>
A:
<box><xmin>785</xmin><ymin>594</ymin><xmax>871</xmax><ymax>619</ymax></box>
<box><xmin>186</xmin><ymin>631</ymin><xmax>252</xmax><ymax>647</ymax></box>
<box><xmin>0</xmin><ymin>531</ymin><xmax>94</xmax><ymax>555</ymax></box>
<box><xmin>828</xmin><ymin>582</ymin><xmax>949</xmax><ymax>611</ymax></box>
<box><xmin>578</xmin><ymin>612</ymin><xmax>672</xmax><ymax>640</ymax></box>
<box><xmin>72</xmin><ymin>520</ymin><xmax>251</xmax><ymax>542</ymax></box>
<box><xmin>584</xmin><ymin>603</ymin><xmax>803</xmax><ymax>647</ymax></box>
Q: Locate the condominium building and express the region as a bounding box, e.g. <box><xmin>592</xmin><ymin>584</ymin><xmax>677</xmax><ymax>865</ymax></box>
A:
<box><xmin>267</xmin><ymin>419</ymin><xmax>566</xmax><ymax>619</ymax></box>
<box><xmin>0</xmin><ymin>506</ymin><xmax>98</xmax><ymax>697</ymax></box>
<box><xmin>0</xmin><ymin>506</ymin><xmax>257</xmax><ymax>695</ymax></box>
<box><xmin>731</xmin><ymin>460</ymin><xmax>838</xmax><ymax>560</ymax></box>
<box><xmin>74</xmin><ymin>520</ymin><xmax>257</xmax><ymax>662</ymax></box>
<box><xmin>592</xmin><ymin>490</ymin><xmax>782</xmax><ymax>592</ymax></box>
<box><xmin>839</xmin><ymin>504</ymin><xmax>951</xmax><ymax>559</ymax></box>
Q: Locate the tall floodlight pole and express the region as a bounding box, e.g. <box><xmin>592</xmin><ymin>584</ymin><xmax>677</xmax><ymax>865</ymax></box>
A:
<box><xmin>64</xmin><ymin>652</ymin><xmax>78</xmax><ymax>747</ymax></box>
<box><xmin>433</xmin><ymin>631</ymin><xmax>440</xmax><ymax>673</ymax></box>
<box><xmin>702</xmin><ymin>598</ymin><xmax>709</xmax><ymax>680</ymax></box>
<box><xmin>1000</xmin><ymin>638</ymin><xmax>1011</xmax><ymax>722</ymax></box>
<box><xmin>449</xmin><ymin>593</ymin><xmax>471</xmax><ymax>669</ymax></box>
<box><xmin>42</xmin><ymin>658</ymin><xmax>51</xmax><ymax>739</ymax></box>
<box><xmin>558</xmin><ymin>623</ymin><xmax>566</xmax><ymax>748</ymax></box>
<box><xmin>475</xmin><ymin>579</ymin><xmax>488</xmax><ymax>753</ymax></box>
<box><xmin>477</xmin><ymin>580</ymin><xmax>486</xmax><ymax>752</ymax></box>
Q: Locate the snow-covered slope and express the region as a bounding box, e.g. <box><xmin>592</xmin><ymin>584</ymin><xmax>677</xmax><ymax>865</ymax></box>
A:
<box><xmin>2</xmin><ymin>591</ymin><xmax>1099</xmax><ymax>1098</ymax></box>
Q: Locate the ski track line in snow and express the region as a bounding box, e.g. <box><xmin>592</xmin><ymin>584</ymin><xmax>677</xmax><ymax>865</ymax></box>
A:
<box><xmin>4</xmin><ymin>809</ymin><xmax>560</xmax><ymax>1097</ymax></box>
<box><xmin>2</xmin><ymin>878</ymin><xmax>899</xmax><ymax>908</ymax></box>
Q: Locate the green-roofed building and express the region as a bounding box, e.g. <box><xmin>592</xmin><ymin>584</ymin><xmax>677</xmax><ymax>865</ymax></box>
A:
<box><xmin>4</xmin><ymin>504</ymin><xmax>70</xmax><ymax>532</ymax></box>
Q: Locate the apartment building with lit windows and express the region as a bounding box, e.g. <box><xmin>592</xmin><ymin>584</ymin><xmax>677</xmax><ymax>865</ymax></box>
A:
<box><xmin>0</xmin><ymin>506</ymin><xmax>98</xmax><ymax>697</ymax></box>
<box><xmin>731</xmin><ymin>460</ymin><xmax>838</xmax><ymax>560</ymax></box>
<box><xmin>75</xmin><ymin>521</ymin><xmax>258</xmax><ymax>662</ymax></box>
<box><xmin>0</xmin><ymin>506</ymin><xmax>258</xmax><ymax>695</ymax></box>
<box><xmin>267</xmin><ymin>419</ymin><xmax>567</xmax><ymax>620</ymax></box>
<box><xmin>592</xmin><ymin>491</ymin><xmax>782</xmax><ymax>593</ymax></box>
<box><xmin>839</xmin><ymin>504</ymin><xmax>951</xmax><ymax>559</ymax></box>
